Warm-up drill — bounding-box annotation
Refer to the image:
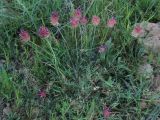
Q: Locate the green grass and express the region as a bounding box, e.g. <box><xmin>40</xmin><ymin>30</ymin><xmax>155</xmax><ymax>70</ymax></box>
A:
<box><xmin>0</xmin><ymin>0</ymin><xmax>160</xmax><ymax>119</ymax></box>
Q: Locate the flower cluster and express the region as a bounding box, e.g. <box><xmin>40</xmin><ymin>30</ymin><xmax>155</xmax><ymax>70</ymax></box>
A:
<box><xmin>50</xmin><ymin>11</ymin><xmax>59</xmax><ymax>26</ymax></box>
<box><xmin>38</xmin><ymin>89</ymin><xmax>46</xmax><ymax>98</ymax></box>
<box><xmin>92</xmin><ymin>16</ymin><xmax>100</xmax><ymax>26</ymax></box>
<box><xmin>38</xmin><ymin>26</ymin><xmax>50</xmax><ymax>38</ymax></box>
<box><xmin>19</xmin><ymin>8</ymin><xmax>117</xmax><ymax>43</ymax></box>
<box><xmin>98</xmin><ymin>44</ymin><xmax>107</xmax><ymax>53</ymax></box>
<box><xmin>103</xmin><ymin>106</ymin><xmax>111</xmax><ymax>118</ymax></box>
<box><xmin>19</xmin><ymin>29</ymin><xmax>30</xmax><ymax>42</ymax></box>
<box><xmin>131</xmin><ymin>25</ymin><xmax>144</xmax><ymax>38</ymax></box>
<box><xmin>19</xmin><ymin>8</ymin><xmax>148</xmax><ymax>57</ymax></box>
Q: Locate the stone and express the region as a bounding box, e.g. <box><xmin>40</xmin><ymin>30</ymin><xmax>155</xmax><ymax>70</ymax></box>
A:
<box><xmin>3</xmin><ymin>103</ymin><xmax>11</xmax><ymax>116</ymax></box>
<box><xmin>133</xmin><ymin>22</ymin><xmax>160</xmax><ymax>92</ymax></box>
<box><xmin>138</xmin><ymin>63</ymin><xmax>153</xmax><ymax>79</ymax></box>
<box><xmin>152</xmin><ymin>75</ymin><xmax>160</xmax><ymax>91</ymax></box>
<box><xmin>140</xmin><ymin>100</ymin><xmax>147</xmax><ymax>109</ymax></box>
<box><xmin>132</xmin><ymin>21</ymin><xmax>160</xmax><ymax>53</ymax></box>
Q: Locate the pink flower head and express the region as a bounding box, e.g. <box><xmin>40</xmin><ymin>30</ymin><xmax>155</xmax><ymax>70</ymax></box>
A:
<box><xmin>38</xmin><ymin>26</ymin><xmax>50</xmax><ymax>38</ymax></box>
<box><xmin>107</xmin><ymin>17</ymin><xmax>116</xmax><ymax>28</ymax></box>
<box><xmin>131</xmin><ymin>25</ymin><xmax>145</xmax><ymax>38</ymax></box>
<box><xmin>19</xmin><ymin>29</ymin><xmax>30</xmax><ymax>42</ymax></box>
<box><xmin>70</xmin><ymin>17</ymin><xmax>79</xmax><ymax>28</ymax></box>
<box><xmin>92</xmin><ymin>16</ymin><xmax>100</xmax><ymax>26</ymax></box>
<box><xmin>98</xmin><ymin>44</ymin><xmax>107</xmax><ymax>53</ymax></box>
<box><xmin>38</xmin><ymin>90</ymin><xmax>46</xmax><ymax>98</ymax></box>
<box><xmin>103</xmin><ymin>106</ymin><xmax>111</xmax><ymax>118</ymax></box>
<box><xmin>73</xmin><ymin>8</ymin><xmax>82</xmax><ymax>20</ymax></box>
<box><xmin>80</xmin><ymin>16</ymin><xmax>88</xmax><ymax>25</ymax></box>
<box><xmin>50</xmin><ymin>11</ymin><xmax>59</xmax><ymax>26</ymax></box>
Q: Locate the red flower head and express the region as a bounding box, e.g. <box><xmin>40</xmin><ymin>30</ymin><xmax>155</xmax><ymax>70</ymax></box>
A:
<box><xmin>98</xmin><ymin>44</ymin><xmax>107</xmax><ymax>53</ymax></box>
<box><xmin>70</xmin><ymin>17</ymin><xmax>79</xmax><ymax>28</ymax></box>
<box><xmin>38</xmin><ymin>90</ymin><xmax>46</xmax><ymax>98</ymax></box>
<box><xmin>131</xmin><ymin>25</ymin><xmax>145</xmax><ymax>38</ymax></box>
<box><xmin>92</xmin><ymin>16</ymin><xmax>100</xmax><ymax>26</ymax></box>
<box><xmin>19</xmin><ymin>29</ymin><xmax>30</xmax><ymax>42</ymax></box>
<box><xmin>103</xmin><ymin>106</ymin><xmax>111</xmax><ymax>118</ymax></box>
<box><xmin>50</xmin><ymin>11</ymin><xmax>59</xmax><ymax>26</ymax></box>
<box><xmin>134</xmin><ymin>25</ymin><xmax>142</xmax><ymax>33</ymax></box>
<box><xmin>80</xmin><ymin>16</ymin><xmax>88</xmax><ymax>25</ymax></box>
<box><xmin>73</xmin><ymin>8</ymin><xmax>82</xmax><ymax>20</ymax></box>
<box><xmin>38</xmin><ymin>26</ymin><xmax>50</xmax><ymax>38</ymax></box>
<box><xmin>107</xmin><ymin>17</ymin><xmax>116</xmax><ymax>28</ymax></box>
